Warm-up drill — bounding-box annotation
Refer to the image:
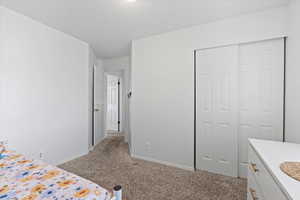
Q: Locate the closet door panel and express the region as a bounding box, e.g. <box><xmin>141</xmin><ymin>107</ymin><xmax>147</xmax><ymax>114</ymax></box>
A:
<box><xmin>238</xmin><ymin>39</ymin><xmax>284</xmax><ymax>178</ymax></box>
<box><xmin>196</xmin><ymin>45</ymin><xmax>238</xmax><ymax>177</ymax></box>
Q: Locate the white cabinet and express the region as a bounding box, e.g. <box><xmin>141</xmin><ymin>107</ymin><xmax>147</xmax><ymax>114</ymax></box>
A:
<box><xmin>248</xmin><ymin>139</ymin><xmax>300</xmax><ymax>200</ymax></box>
<box><xmin>248</xmin><ymin>169</ymin><xmax>264</xmax><ymax>200</ymax></box>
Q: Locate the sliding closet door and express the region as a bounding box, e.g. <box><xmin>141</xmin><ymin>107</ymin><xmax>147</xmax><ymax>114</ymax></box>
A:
<box><xmin>238</xmin><ymin>39</ymin><xmax>284</xmax><ymax>177</ymax></box>
<box><xmin>196</xmin><ymin>45</ymin><xmax>239</xmax><ymax>177</ymax></box>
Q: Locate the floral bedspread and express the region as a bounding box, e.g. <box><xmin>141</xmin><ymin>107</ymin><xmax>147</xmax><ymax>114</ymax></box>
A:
<box><xmin>0</xmin><ymin>150</ymin><xmax>112</xmax><ymax>200</ymax></box>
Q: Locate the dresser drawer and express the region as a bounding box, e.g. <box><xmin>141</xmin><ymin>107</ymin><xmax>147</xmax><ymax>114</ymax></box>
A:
<box><xmin>248</xmin><ymin>145</ymin><xmax>287</xmax><ymax>200</ymax></box>
<box><xmin>248</xmin><ymin>169</ymin><xmax>264</xmax><ymax>200</ymax></box>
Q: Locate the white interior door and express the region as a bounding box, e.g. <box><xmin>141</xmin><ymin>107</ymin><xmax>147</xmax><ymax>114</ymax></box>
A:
<box><xmin>196</xmin><ymin>45</ymin><xmax>239</xmax><ymax>177</ymax></box>
<box><xmin>238</xmin><ymin>39</ymin><xmax>284</xmax><ymax>177</ymax></box>
<box><xmin>107</xmin><ymin>75</ymin><xmax>119</xmax><ymax>131</ymax></box>
<box><xmin>93</xmin><ymin>65</ymin><xmax>105</xmax><ymax>145</ymax></box>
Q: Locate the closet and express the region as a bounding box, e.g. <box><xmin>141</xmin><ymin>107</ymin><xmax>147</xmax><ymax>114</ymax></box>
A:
<box><xmin>195</xmin><ymin>38</ymin><xmax>285</xmax><ymax>178</ymax></box>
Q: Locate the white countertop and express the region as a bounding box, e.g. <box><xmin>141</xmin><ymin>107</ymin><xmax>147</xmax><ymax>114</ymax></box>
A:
<box><xmin>249</xmin><ymin>139</ymin><xmax>300</xmax><ymax>200</ymax></box>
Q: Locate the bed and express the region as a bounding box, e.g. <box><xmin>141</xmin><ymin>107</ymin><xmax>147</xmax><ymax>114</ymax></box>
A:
<box><xmin>0</xmin><ymin>149</ymin><xmax>116</xmax><ymax>200</ymax></box>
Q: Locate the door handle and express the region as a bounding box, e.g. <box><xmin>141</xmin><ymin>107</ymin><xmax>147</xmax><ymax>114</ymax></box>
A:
<box><xmin>94</xmin><ymin>108</ymin><xmax>100</xmax><ymax>112</ymax></box>
<box><xmin>249</xmin><ymin>188</ymin><xmax>259</xmax><ymax>200</ymax></box>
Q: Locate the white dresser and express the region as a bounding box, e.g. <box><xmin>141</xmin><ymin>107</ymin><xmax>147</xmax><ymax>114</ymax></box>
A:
<box><xmin>248</xmin><ymin>139</ymin><xmax>300</xmax><ymax>200</ymax></box>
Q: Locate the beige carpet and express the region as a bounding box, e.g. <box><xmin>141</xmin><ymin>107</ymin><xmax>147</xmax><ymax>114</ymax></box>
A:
<box><xmin>59</xmin><ymin>136</ymin><xmax>247</xmax><ymax>200</ymax></box>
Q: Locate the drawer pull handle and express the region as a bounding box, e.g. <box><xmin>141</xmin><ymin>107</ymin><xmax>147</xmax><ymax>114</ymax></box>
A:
<box><xmin>249</xmin><ymin>188</ymin><xmax>259</xmax><ymax>200</ymax></box>
<box><xmin>250</xmin><ymin>163</ymin><xmax>259</xmax><ymax>173</ymax></box>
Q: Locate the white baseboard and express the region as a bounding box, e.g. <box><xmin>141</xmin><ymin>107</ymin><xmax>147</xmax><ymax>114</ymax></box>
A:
<box><xmin>131</xmin><ymin>154</ymin><xmax>194</xmax><ymax>171</ymax></box>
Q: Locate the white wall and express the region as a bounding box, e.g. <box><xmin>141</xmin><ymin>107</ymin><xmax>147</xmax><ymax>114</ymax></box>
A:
<box><xmin>286</xmin><ymin>0</ymin><xmax>300</xmax><ymax>144</ymax></box>
<box><xmin>131</xmin><ymin>7</ymin><xmax>288</xmax><ymax>169</ymax></box>
<box><xmin>0</xmin><ymin>6</ymin><xmax>3</xmax><ymax>61</ymax></box>
<box><xmin>0</xmin><ymin>6</ymin><xmax>90</xmax><ymax>165</ymax></box>
<box><xmin>103</xmin><ymin>56</ymin><xmax>131</xmax><ymax>143</ymax></box>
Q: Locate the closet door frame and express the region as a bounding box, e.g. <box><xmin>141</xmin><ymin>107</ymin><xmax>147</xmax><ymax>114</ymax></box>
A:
<box><xmin>193</xmin><ymin>37</ymin><xmax>287</xmax><ymax>175</ymax></box>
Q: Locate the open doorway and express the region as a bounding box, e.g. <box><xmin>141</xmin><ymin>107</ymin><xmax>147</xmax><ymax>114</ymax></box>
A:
<box><xmin>106</xmin><ymin>74</ymin><xmax>122</xmax><ymax>135</ymax></box>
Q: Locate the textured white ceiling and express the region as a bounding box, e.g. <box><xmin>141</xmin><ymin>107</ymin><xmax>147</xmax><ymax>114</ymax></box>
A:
<box><xmin>1</xmin><ymin>0</ymin><xmax>289</xmax><ymax>58</ymax></box>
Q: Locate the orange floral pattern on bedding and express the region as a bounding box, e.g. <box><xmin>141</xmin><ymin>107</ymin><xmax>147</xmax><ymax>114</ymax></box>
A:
<box><xmin>0</xmin><ymin>150</ymin><xmax>111</xmax><ymax>200</ymax></box>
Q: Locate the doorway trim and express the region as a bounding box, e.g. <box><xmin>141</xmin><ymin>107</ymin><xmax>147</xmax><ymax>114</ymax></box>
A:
<box><xmin>283</xmin><ymin>36</ymin><xmax>287</xmax><ymax>142</ymax></box>
<box><xmin>92</xmin><ymin>65</ymin><xmax>96</xmax><ymax>147</ymax></box>
<box><xmin>118</xmin><ymin>79</ymin><xmax>121</xmax><ymax>132</ymax></box>
<box><xmin>193</xmin><ymin>50</ymin><xmax>197</xmax><ymax>171</ymax></box>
